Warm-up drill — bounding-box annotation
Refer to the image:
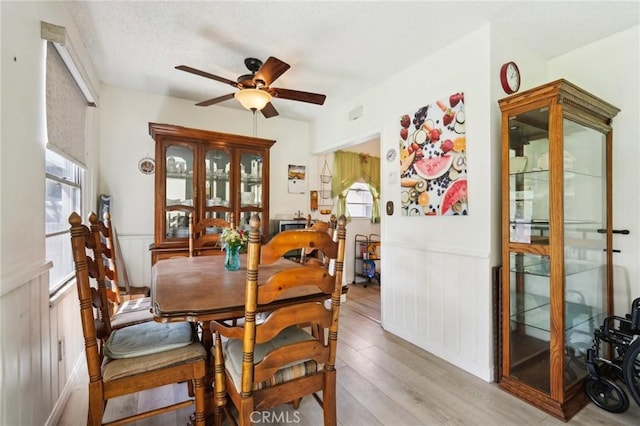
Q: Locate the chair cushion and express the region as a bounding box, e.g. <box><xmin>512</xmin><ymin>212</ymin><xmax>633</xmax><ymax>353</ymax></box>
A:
<box><xmin>111</xmin><ymin>308</ymin><xmax>153</xmax><ymax>329</ymax></box>
<box><xmin>223</xmin><ymin>326</ymin><xmax>317</xmax><ymax>391</ymax></box>
<box><xmin>103</xmin><ymin>341</ymin><xmax>206</xmax><ymax>382</ymax></box>
<box><xmin>104</xmin><ymin>321</ymin><xmax>194</xmax><ymax>359</ymax></box>
<box><xmin>117</xmin><ymin>297</ymin><xmax>152</xmax><ymax>313</ymax></box>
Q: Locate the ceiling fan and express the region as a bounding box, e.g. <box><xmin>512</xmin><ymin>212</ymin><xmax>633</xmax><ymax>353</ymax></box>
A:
<box><xmin>175</xmin><ymin>57</ymin><xmax>326</xmax><ymax>118</ymax></box>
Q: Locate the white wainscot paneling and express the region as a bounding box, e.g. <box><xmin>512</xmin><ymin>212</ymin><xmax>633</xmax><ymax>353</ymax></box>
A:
<box><xmin>381</xmin><ymin>243</ymin><xmax>494</xmax><ymax>382</ymax></box>
<box><xmin>117</xmin><ymin>234</ymin><xmax>155</xmax><ymax>288</ymax></box>
<box><xmin>1</xmin><ymin>265</ymin><xmax>52</xmax><ymax>426</ymax></box>
<box><xmin>1</xmin><ymin>263</ymin><xmax>85</xmax><ymax>426</ymax></box>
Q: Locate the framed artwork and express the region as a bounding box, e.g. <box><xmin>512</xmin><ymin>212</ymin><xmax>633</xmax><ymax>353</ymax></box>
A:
<box><xmin>399</xmin><ymin>92</ymin><xmax>467</xmax><ymax>216</ymax></box>
<box><xmin>287</xmin><ymin>164</ymin><xmax>306</xmax><ymax>193</ymax></box>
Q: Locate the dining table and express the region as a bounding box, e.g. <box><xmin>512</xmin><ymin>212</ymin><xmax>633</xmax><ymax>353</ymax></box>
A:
<box><xmin>151</xmin><ymin>253</ymin><xmax>339</xmax><ymax>324</ymax></box>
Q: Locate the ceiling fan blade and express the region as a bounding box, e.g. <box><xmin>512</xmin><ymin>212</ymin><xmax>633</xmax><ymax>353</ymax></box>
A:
<box><xmin>254</xmin><ymin>57</ymin><xmax>290</xmax><ymax>86</ymax></box>
<box><xmin>261</xmin><ymin>102</ymin><xmax>279</xmax><ymax>119</ymax></box>
<box><xmin>195</xmin><ymin>93</ymin><xmax>235</xmax><ymax>107</ymax></box>
<box><xmin>176</xmin><ymin>65</ymin><xmax>238</xmax><ymax>88</ymax></box>
<box><xmin>270</xmin><ymin>88</ymin><xmax>326</xmax><ymax>105</ymax></box>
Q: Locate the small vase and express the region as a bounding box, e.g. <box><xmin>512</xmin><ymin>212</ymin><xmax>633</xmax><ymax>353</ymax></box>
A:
<box><xmin>224</xmin><ymin>245</ymin><xmax>241</xmax><ymax>271</ymax></box>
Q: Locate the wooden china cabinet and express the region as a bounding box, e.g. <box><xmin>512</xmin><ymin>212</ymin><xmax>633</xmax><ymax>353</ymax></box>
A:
<box><xmin>148</xmin><ymin>123</ymin><xmax>275</xmax><ymax>264</ymax></box>
<box><xmin>498</xmin><ymin>80</ymin><xmax>619</xmax><ymax>420</ymax></box>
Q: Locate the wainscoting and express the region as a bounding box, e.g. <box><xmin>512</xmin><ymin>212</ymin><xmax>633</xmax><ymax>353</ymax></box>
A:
<box><xmin>0</xmin><ymin>262</ymin><xmax>83</xmax><ymax>426</ymax></box>
<box><xmin>381</xmin><ymin>242</ymin><xmax>495</xmax><ymax>381</ymax></box>
<box><xmin>116</xmin><ymin>234</ymin><xmax>155</xmax><ymax>289</ymax></box>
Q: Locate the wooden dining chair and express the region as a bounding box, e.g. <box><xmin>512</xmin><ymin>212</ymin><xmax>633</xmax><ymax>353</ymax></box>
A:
<box><xmin>103</xmin><ymin>212</ymin><xmax>151</xmax><ymax>299</ymax></box>
<box><xmin>300</xmin><ymin>213</ymin><xmax>337</xmax><ymax>266</ymax></box>
<box><xmin>210</xmin><ymin>213</ymin><xmax>347</xmax><ymax>426</ymax></box>
<box><xmin>100</xmin><ymin>212</ymin><xmax>154</xmax><ymax>329</ymax></box>
<box><xmin>189</xmin><ymin>212</ymin><xmax>234</xmax><ymax>257</ymax></box>
<box><xmin>69</xmin><ymin>212</ymin><xmax>207</xmax><ymax>426</ymax></box>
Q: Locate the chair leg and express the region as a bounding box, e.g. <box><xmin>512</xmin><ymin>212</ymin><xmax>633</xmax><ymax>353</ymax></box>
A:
<box><xmin>87</xmin><ymin>382</ymin><xmax>104</xmax><ymax>426</ymax></box>
<box><xmin>323</xmin><ymin>370</ymin><xmax>337</xmax><ymax>426</ymax></box>
<box><xmin>213</xmin><ymin>332</ymin><xmax>227</xmax><ymax>426</ymax></box>
<box><xmin>238</xmin><ymin>398</ymin><xmax>254</xmax><ymax>426</ymax></box>
<box><xmin>291</xmin><ymin>398</ymin><xmax>302</xmax><ymax>409</ymax></box>
<box><xmin>193</xmin><ymin>376</ymin><xmax>206</xmax><ymax>426</ymax></box>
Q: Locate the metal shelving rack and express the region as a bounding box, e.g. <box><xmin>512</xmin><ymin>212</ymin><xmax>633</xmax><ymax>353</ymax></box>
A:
<box><xmin>352</xmin><ymin>233</ymin><xmax>381</xmax><ymax>287</ymax></box>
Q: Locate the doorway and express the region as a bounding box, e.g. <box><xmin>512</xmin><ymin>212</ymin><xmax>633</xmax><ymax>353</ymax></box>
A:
<box><xmin>331</xmin><ymin>135</ymin><xmax>381</xmax><ymax>323</ymax></box>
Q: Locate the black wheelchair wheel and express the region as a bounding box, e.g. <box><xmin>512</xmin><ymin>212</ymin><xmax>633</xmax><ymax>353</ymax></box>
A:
<box><xmin>584</xmin><ymin>377</ymin><xmax>629</xmax><ymax>413</ymax></box>
<box><xmin>622</xmin><ymin>339</ymin><xmax>640</xmax><ymax>406</ymax></box>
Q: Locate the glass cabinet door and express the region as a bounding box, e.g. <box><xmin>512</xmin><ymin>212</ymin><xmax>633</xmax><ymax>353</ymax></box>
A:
<box><xmin>507</xmin><ymin>107</ymin><xmax>552</xmax><ymax>393</ymax></box>
<box><xmin>508</xmin><ymin>107</ymin><xmax>550</xmax><ymax>245</ymax></box>
<box><xmin>165</xmin><ymin>144</ymin><xmax>194</xmax><ymax>239</ymax></box>
<box><xmin>507</xmin><ymin>108</ymin><xmax>610</xmax><ymax>394</ymax></box>
<box><xmin>509</xmin><ymin>252</ymin><xmax>551</xmax><ymax>393</ymax></box>
<box><xmin>563</xmin><ymin>119</ymin><xmax>607</xmax><ymax>390</ymax></box>
<box><xmin>238</xmin><ymin>151</ymin><xmax>264</xmax><ymax>228</ymax></box>
<box><xmin>203</xmin><ymin>147</ymin><xmax>231</xmax><ymax>222</ymax></box>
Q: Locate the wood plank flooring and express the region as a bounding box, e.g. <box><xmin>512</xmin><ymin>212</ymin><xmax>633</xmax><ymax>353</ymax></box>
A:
<box><xmin>57</xmin><ymin>285</ymin><xmax>640</xmax><ymax>425</ymax></box>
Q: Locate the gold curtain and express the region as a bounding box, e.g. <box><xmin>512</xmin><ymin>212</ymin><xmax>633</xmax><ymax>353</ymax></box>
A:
<box><xmin>331</xmin><ymin>151</ymin><xmax>380</xmax><ymax>223</ymax></box>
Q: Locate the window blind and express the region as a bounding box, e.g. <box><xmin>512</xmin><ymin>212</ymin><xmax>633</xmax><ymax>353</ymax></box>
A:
<box><xmin>45</xmin><ymin>41</ymin><xmax>89</xmax><ymax>167</ymax></box>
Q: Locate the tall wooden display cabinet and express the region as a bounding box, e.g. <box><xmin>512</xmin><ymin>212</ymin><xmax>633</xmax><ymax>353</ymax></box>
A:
<box><xmin>148</xmin><ymin>123</ymin><xmax>275</xmax><ymax>264</ymax></box>
<box><xmin>498</xmin><ymin>80</ymin><xmax>620</xmax><ymax>420</ymax></box>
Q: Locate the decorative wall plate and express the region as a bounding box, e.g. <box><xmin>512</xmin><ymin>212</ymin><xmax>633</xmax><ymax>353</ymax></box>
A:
<box><xmin>138</xmin><ymin>157</ymin><xmax>155</xmax><ymax>175</ymax></box>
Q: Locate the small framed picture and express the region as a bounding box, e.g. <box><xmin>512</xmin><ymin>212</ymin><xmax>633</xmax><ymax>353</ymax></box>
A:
<box><xmin>138</xmin><ymin>157</ymin><xmax>155</xmax><ymax>175</ymax></box>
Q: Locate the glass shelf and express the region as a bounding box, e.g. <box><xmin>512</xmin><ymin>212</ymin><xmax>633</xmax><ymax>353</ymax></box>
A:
<box><xmin>205</xmin><ymin>171</ymin><xmax>230</xmax><ymax>180</ymax></box>
<box><xmin>510</xmin><ymin>294</ymin><xmax>605</xmax><ymax>334</ymax></box>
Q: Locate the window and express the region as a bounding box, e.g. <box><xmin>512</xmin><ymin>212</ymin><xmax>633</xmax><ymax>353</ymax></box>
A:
<box><xmin>46</xmin><ymin>149</ymin><xmax>83</xmax><ymax>293</ymax></box>
<box><xmin>346</xmin><ymin>181</ymin><xmax>373</xmax><ymax>218</ymax></box>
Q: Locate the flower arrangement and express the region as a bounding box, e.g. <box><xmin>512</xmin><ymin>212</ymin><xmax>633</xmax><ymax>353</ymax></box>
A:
<box><xmin>221</xmin><ymin>226</ymin><xmax>248</xmax><ymax>250</ymax></box>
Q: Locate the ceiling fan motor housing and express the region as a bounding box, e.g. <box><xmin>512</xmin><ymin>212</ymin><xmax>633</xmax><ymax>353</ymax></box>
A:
<box><xmin>244</xmin><ymin>57</ymin><xmax>263</xmax><ymax>73</ymax></box>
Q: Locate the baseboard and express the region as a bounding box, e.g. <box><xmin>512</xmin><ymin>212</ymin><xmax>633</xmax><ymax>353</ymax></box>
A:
<box><xmin>44</xmin><ymin>354</ymin><xmax>84</xmax><ymax>426</ymax></box>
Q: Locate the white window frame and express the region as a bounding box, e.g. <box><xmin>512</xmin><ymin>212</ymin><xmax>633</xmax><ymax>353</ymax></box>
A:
<box><xmin>346</xmin><ymin>181</ymin><xmax>373</xmax><ymax>219</ymax></box>
<box><xmin>46</xmin><ymin>150</ymin><xmax>84</xmax><ymax>294</ymax></box>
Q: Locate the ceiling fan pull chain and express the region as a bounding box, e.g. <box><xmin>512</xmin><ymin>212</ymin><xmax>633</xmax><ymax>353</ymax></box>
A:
<box><xmin>253</xmin><ymin>110</ymin><xmax>258</xmax><ymax>138</ymax></box>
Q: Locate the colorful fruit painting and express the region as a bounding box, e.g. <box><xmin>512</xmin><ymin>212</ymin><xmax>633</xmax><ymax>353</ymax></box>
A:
<box><xmin>398</xmin><ymin>91</ymin><xmax>467</xmax><ymax>216</ymax></box>
<box><xmin>440</xmin><ymin>178</ymin><xmax>467</xmax><ymax>215</ymax></box>
<box><xmin>413</xmin><ymin>155</ymin><xmax>453</xmax><ymax>180</ymax></box>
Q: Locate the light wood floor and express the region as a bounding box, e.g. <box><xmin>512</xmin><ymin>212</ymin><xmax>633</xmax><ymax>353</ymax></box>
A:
<box><xmin>57</xmin><ymin>284</ymin><xmax>640</xmax><ymax>425</ymax></box>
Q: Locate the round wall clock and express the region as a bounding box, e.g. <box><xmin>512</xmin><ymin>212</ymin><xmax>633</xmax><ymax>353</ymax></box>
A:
<box><xmin>500</xmin><ymin>61</ymin><xmax>521</xmax><ymax>94</ymax></box>
<box><xmin>386</xmin><ymin>148</ymin><xmax>397</xmax><ymax>162</ymax></box>
<box><xmin>138</xmin><ymin>157</ymin><xmax>155</xmax><ymax>175</ymax></box>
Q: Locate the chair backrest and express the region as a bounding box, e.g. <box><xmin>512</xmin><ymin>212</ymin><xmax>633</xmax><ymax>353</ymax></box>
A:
<box><xmin>238</xmin><ymin>213</ymin><xmax>346</xmax><ymax>395</ymax></box>
<box><xmin>300</xmin><ymin>214</ymin><xmax>337</xmax><ymax>265</ymax></box>
<box><xmin>69</xmin><ymin>212</ymin><xmax>114</xmax><ymax>373</ymax></box>
<box><xmin>188</xmin><ymin>212</ymin><xmax>234</xmax><ymax>257</ymax></box>
<box><xmin>102</xmin><ymin>212</ymin><xmax>124</xmax><ymax>306</ymax></box>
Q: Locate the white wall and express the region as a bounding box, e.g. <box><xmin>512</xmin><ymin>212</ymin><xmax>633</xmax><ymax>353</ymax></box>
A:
<box><xmin>0</xmin><ymin>2</ymin><xmax>99</xmax><ymax>425</ymax></box>
<box><xmin>313</xmin><ymin>25</ymin><xmax>499</xmax><ymax>380</ymax></box>
<box><xmin>99</xmin><ymin>85</ymin><xmax>315</xmax><ymax>235</ymax></box>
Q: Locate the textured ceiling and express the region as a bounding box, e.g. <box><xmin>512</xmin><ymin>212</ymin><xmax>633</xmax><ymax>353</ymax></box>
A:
<box><xmin>69</xmin><ymin>1</ymin><xmax>639</xmax><ymax>122</ymax></box>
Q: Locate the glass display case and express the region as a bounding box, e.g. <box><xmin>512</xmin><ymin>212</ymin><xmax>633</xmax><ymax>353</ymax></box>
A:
<box><xmin>149</xmin><ymin>123</ymin><xmax>275</xmax><ymax>263</ymax></box>
<box><xmin>499</xmin><ymin>80</ymin><xmax>619</xmax><ymax>420</ymax></box>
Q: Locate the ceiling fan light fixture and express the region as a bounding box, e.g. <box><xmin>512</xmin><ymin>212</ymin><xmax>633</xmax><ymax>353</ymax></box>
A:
<box><xmin>234</xmin><ymin>89</ymin><xmax>272</xmax><ymax>111</ymax></box>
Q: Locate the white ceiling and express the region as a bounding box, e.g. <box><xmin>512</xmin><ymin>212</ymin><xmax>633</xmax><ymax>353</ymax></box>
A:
<box><xmin>69</xmin><ymin>1</ymin><xmax>639</xmax><ymax>122</ymax></box>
